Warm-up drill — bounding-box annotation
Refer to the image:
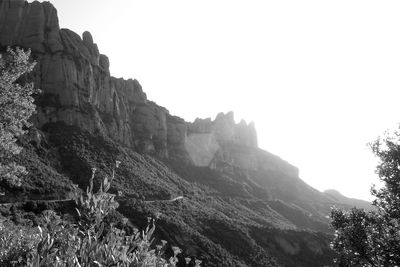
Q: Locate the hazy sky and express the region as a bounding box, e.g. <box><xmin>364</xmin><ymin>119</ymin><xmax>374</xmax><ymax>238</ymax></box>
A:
<box><xmin>33</xmin><ymin>0</ymin><xmax>400</xmax><ymax>201</ymax></box>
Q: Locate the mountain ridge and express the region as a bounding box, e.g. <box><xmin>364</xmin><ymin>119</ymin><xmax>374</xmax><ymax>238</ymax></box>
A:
<box><xmin>0</xmin><ymin>0</ymin><xmax>371</xmax><ymax>266</ymax></box>
<box><xmin>324</xmin><ymin>189</ymin><xmax>373</xmax><ymax>210</ymax></box>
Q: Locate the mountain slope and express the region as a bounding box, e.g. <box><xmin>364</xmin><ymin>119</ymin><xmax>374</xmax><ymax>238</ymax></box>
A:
<box><xmin>0</xmin><ymin>0</ymin><xmax>370</xmax><ymax>266</ymax></box>
<box><xmin>324</xmin><ymin>189</ymin><xmax>373</xmax><ymax>210</ymax></box>
<box><xmin>11</xmin><ymin>122</ymin><xmax>335</xmax><ymax>266</ymax></box>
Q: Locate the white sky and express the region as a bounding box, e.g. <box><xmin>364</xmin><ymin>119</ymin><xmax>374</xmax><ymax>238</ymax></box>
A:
<box><xmin>33</xmin><ymin>0</ymin><xmax>400</xmax><ymax>201</ymax></box>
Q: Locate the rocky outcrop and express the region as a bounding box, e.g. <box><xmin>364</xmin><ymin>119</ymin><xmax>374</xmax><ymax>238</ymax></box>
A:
<box><xmin>0</xmin><ymin>0</ymin><xmax>63</xmax><ymax>53</ymax></box>
<box><xmin>0</xmin><ymin>0</ymin><xmax>294</xmax><ymax>178</ymax></box>
<box><xmin>184</xmin><ymin>112</ymin><xmax>294</xmax><ymax>175</ymax></box>
<box><xmin>189</xmin><ymin>111</ymin><xmax>258</xmax><ymax>148</ymax></box>
<box><xmin>0</xmin><ymin>0</ymin><xmax>165</xmax><ymax>155</ymax></box>
<box><xmin>0</xmin><ymin>0</ymin><xmax>262</xmax><ymax>161</ymax></box>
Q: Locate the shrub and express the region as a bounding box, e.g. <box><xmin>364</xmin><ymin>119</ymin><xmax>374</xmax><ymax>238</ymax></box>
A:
<box><xmin>0</xmin><ymin>219</ymin><xmax>40</xmax><ymax>266</ymax></box>
<box><xmin>26</xmin><ymin>162</ymin><xmax>182</xmax><ymax>266</ymax></box>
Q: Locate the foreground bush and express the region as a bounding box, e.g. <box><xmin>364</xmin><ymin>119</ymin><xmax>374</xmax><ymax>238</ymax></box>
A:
<box><xmin>0</xmin><ymin>220</ymin><xmax>40</xmax><ymax>266</ymax></box>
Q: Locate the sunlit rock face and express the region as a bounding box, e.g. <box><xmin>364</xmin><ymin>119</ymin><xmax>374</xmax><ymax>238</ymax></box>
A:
<box><xmin>184</xmin><ymin>112</ymin><xmax>299</xmax><ymax>178</ymax></box>
<box><xmin>185</xmin><ymin>133</ymin><xmax>219</xmax><ymax>167</ymax></box>
<box><xmin>187</xmin><ymin>112</ymin><xmax>262</xmax><ymax>170</ymax></box>
<box><xmin>189</xmin><ymin>112</ymin><xmax>258</xmax><ymax>148</ymax></box>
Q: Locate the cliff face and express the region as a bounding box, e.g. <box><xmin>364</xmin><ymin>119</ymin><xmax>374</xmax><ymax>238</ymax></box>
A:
<box><xmin>0</xmin><ymin>0</ymin><xmax>164</xmax><ymax>156</ymax></box>
<box><xmin>186</xmin><ymin>112</ymin><xmax>298</xmax><ymax>178</ymax></box>
<box><xmin>0</xmin><ymin>0</ymin><xmax>272</xmax><ymax>166</ymax></box>
<box><xmin>0</xmin><ymin>0</ymin><xmax>264</xmax><ymax>161</ymax></box>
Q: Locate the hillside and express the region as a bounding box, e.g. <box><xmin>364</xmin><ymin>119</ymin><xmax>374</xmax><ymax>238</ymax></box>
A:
<box><xmin>0</xmin><ymin>0</ymin><xmax>371</xmax><ymax>266</ymax></box>
<box><xmin>324</xmin><ymin>189</ymin><xmax>373</xmax><ymax>211</ymax></box>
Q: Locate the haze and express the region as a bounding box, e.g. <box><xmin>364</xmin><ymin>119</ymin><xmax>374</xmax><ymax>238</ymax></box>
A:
<box><xmin>31</xmin><ymin>0</ymin><xmax>400</xmax><ymax>201</ymax></box>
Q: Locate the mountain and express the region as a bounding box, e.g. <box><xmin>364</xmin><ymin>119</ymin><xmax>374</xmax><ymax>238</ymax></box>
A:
<box><xmin>0</xmin><ymin>1</ymin><xmax>371</xmax><ymax>266</ymax></box>
<box><xmin>324</xmin><ymin>189</ymin><xmax>373</xmax><ymax>211</ymax></box>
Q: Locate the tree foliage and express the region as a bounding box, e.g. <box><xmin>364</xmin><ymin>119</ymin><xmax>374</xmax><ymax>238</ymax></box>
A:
<box><xmin>0</xmin><ymin>47</ymin><xmax>39</xmax><ymax>186</ymax></box>
<box><xmin>331</xmin><ymin>129</ymin><xmax>400</xmax><ymax>266</ymax></box>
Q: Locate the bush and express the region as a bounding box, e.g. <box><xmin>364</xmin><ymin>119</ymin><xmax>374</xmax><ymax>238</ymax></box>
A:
<box><xmin>0</xmin><ymin>162</ymin><xmax>196</xmax><ymax>266</ymax></box>
<box><xmin>0</xmin><ymin>219</ymin><xmax>40</xmax><ymax>266</ymax></box>
<box><xmin>26</xmin><ymin>162</ymin><xmax>183</xmax><ymax>266</ymax></box>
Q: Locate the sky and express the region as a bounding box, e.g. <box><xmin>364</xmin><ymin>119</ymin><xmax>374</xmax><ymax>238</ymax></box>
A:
<box><xmin>32</xmin><ymin>0</ymin><xmax>400</xmax><ymax>201</ymax></box>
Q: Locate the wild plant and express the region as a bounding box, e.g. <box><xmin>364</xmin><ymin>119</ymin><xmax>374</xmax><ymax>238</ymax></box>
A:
<box><xmin>26</xmin><ymin>161</ymin><xmax>181</xmax><ymax>266</ymax></box>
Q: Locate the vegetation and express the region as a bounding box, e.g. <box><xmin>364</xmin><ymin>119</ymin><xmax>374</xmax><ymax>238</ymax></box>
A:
<box><xmin>331</xmin><ymin>129</ymin><xmax>400</xmax><ymax>266</ymax></box>
<box><xmin>0</xmin><ymin>47</ymin><xmax>39</xmax><ymax>187</ymax></box>
<box><xmin>1</xmin><ymin>163</ymin><xmax>187</xmax><ymax>266</ymax></box>
<box><xmin>40</xmin><ymin>122</ymin><xmax>335</xmax><ymax>266</ymax></box>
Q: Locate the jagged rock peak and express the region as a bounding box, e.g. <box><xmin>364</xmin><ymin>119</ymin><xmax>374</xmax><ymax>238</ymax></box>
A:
<box><xmin>189</xmin><ymin>111</ymin><xmax>258</xmax><ymax>148</ymax></box>
<box><xmin>215</xmin><ymin>111</ymin><xmax>235</xmax><ymax>123</ymax></box>
<box><xmin>238</xmin><ymin>119</ymin><xmax>247</xmax><ymax>126</ymax></box>
<box><xmin>82</xmin><ymin>31</ymin><xmax>93</xmax><ymax>45</ymax></box>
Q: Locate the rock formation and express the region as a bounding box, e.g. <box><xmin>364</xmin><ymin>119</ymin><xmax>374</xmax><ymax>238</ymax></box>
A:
<box><xmin>0</xmin><ymin>0</ymin><xmax>162</xmax><ymax>155</ymax></box>
<box><xmin>0</xmin><ymin>0</ymin><xmax>296</xmax><ymax>176</ymax></box>
<box><xmin>189</xmin><ymin>111</ymin><xmax>258</xmax><ymax>148</ymax></box>
<box><xmin>0</xmin><ymin>0</ymin><xmax>260</xmax><ymax>161</ymax></box>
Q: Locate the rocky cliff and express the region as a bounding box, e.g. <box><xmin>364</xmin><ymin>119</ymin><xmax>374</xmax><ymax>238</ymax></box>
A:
<box><xmin>0</xmin><ymin>0</ymin><xmax>159</xmax><ymax>153</ymax></box>
<box><xmin>0</xmin><ymin>0</ymin><xmax>297</xmax><ymax>179</ymax></box>
<box><xmin>0</xmin><ymin>0</ymin><xmax>266</xmax><ymax>165</ymax></box>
